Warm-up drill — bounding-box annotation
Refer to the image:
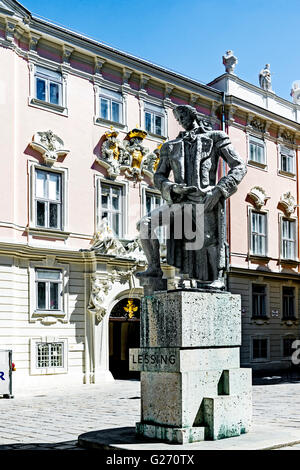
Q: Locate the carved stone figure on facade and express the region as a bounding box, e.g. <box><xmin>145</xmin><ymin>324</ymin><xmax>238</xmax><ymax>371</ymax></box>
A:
<box><xmin>88</xmin><ymin>218</ymin><xmax>126</xmax><ymax>256</ymax></box>
<box><xmin>123</xmin><ymin>128</ymin><xmax>149</xmax><ymax>179</ymax></box>
<box><xmin>99</xmin><ymin>128</ymin><xmax>126</xmax><ymax>178</ymax></box>
<box><xmin>142</xmin><ymin>143</ymin><xmax>162</xmax><ymax>175</ymax></box>
<box><xmin>222</xmin><ymin>50</ymin><xmax>238</xmax><ymax>74</ymax></box>
<box><xmin>291</xmin><ymin>81</ymin><xmax>300</xmax><ymax>105</ymax></box>
<box><xmin>30</xmin><ymin>130</ymin><xmax>69</xmax><ymax>165</ymax></box>
<box><xmin>87</xmin><ymin>276</ymin><xmax>112</xmax><ymax>322</ymax></box>
<box><xmin>259</xmin><ymin>64</ymin><xmax>272</xmax><ymax>91</ymax></box>
<box><xmin>136</xmin><ymin>105</ymin><xmax>247</xmax><ymax>290</ymax></box>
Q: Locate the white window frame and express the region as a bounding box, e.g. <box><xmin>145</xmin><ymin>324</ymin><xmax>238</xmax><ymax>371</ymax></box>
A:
<box><xmin>28</xmin><ymin>162</ymin><xmax>69</xmax><ymax>236</ymax></box>
<box><xmin>250</xmin><ymin>336</ymin><xmax>270</xmax><ymax>363</ymax></box>
<box><xmin>94</xmin><ymin>83</ymin><xmax>126</xmax><ymax>130</ymax></box>
<box><xmin>278</xmin><ymin>145</ymin><xmax>296</xmax><ymax>177</ymax></box>
<box><xmin>280</xmin><ymin>217</ymin><xmax>297</xmax><ymax>261</ymax></box>
<box><xmin>29</xmin><ymin>259</ymin><xmax>69</xmax><ymax>324</ymax></box>
<box><xmin>248</xmin><ymin>135</ymin><xmax>266</xmax><ymax>167</ymax></box>
<box><xmin>35</xmin><ymin>268</ymin><xmax>63</xmax><ymax>312</ymax></box>
<box><xmin>144</xmin><ymin>102</ymin><xmax>166</xmax><ymax>137</ymax></box>
<box><xmin>30</xmin><ymin>337</ymin><xmax>68</xmax><ymax>375</ymax></box>
<box><xmin>95</xmin><ymin>176</ymin><xmax>129</xmax><ymax>239</ymax></box>
<box><xmin>28</xmin><ymin>61</ymin><xmax>68</xmax><ymax>115</ymax></box>
<box><xmin>248</xmin><ymin>206</ymin><xmax>269</xmax><ymax>258</ymax></box>
<box><xmin>35</xmin><ymin>169</ymin><xmax>62</xmax><ymax>231</ymax></box>
<box><xmin>35</xmin><ymin>66</ymin><xmax>63</xmax><ymax>106</ymax></box>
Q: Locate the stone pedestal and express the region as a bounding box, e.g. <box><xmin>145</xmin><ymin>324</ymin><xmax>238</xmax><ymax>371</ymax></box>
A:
<box><xmin>129</xmin><ymin>290</ymin><xmax>252</xmax><ymax>444</ymax></box>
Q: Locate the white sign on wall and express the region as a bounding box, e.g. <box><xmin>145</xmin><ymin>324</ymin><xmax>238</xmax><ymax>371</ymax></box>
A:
<box><xmin>0</xmin><ymin>350</ymin><xmax>12</xmax><ymax>396</ymax></box>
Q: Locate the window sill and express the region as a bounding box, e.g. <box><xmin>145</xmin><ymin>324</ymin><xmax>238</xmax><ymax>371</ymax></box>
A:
<box><xmin>281</xmin><ymin>317</ymin><xmax>298</xmax><ymax>324</ymax></box>
<box><xmin>247</xmin><ymin>160</ymin><xmax>267</xmax><ymax>170</ymax></box>
<box><xmin>251</xmin><ymin>358</ymin><xmax>269</xmax><ymax>363</ymax></box>
<box><xmin>280</xmin><ymin>258</ymin><xmax>299</xmax><ymax>267</ymax></box>
<box><xmin>31</xmin><ymin>311</ymin><xmax>67</xmax><ymax>325</ymax></box>
<box><xmin>251</xmin><ymin>317</ymin><xmax>270</xmax><ymax>325</ymax></box>
<box><xmin>248</xmin><ymin>254</ymin><xmax>270</xmax><ymax>262</ymax></box>
<box><xmin>27</xmin><ymin>227</ymin><xmax>70</xmax><ymax>240</ymax></box>
<box><xmin>94</xmin><ymin>117</ymin><xmax>126</xmax><ymax>130</ymax></box>
<box><xmin>278</xmin><ymin>169</ymin><xmax>296</xmax><ymax>179</ymax></box>
<box><xmin>29</xmin><ymin>98</ymin><xmax>67</xmax><ymax>116</ymax></box>
<box><xmin>147</xmin><ymin>132</ymin><xmax>168</xmax><ymax>142</ymax></box>
<box><xmin>30</xmin><ymin>368</ymin><xmax>67</xmax><ymax>376</ymax></box>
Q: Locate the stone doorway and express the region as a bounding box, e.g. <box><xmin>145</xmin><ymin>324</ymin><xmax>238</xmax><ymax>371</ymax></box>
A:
<box><xmin>109</xmin><ymin>298</ymin><xmax>140</xmax><ymax>379</ymax></box>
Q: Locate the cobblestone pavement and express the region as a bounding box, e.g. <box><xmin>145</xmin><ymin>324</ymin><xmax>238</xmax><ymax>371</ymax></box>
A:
<box><xmin>0</xmin><ymin>379</ymin><xmax>299</xmax><ymax>450</ymax></box>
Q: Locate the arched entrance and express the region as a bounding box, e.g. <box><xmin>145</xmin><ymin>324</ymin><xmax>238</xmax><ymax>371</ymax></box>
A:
<box><xmin>109</xmin><ymin>297</ymin><xmax>140</xmax><ymax>379</ymax></box>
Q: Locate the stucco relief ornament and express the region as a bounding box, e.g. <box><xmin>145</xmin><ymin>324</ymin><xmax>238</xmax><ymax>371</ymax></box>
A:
<box><xmin>247</xmin><ymin>186</ymin><xmax>270</xmax><ymax>210</ymax></box>
<box><xmin>278</xmin><ymin>192</ymin><xmax>297</xmax><ymax>217</ymax></box>
<box><xmin>123</xmin><ymin>128</ymin><xmax>149</xmax><ymax>180</ymax></box>
<box><xmin>142</xmin><ymin>143</ymin><xmax>163</xmax><ymax>180</ymax></box>
<box><xmin>87</xmin><ymin>275</ymin><xmax>116</xmax><ymax>322</ymax></box>
<box><xmin>97</xmin><ymin>128</ymin><xmax>126</xmax><ymax>179</ymax></box>
<box><xmin>222</xmin><ymin>50</ymin><xmax>238</xmax><ymax>74</ymax></box>
<box><xmin>88</xmin><ymin>218</ymin><xmax>126</xmax><ymax>256</ymax></box>
<box><xmin>30</xmin><ymin>130</ymin><xmax>69</xmax><ymax>166</ymax></box>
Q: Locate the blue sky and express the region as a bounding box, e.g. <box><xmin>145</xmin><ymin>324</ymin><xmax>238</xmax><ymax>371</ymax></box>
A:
<box><xmin>21</xmin><ymin>0</ymin><xmax>299</xmax><ymax>102</ymax></box>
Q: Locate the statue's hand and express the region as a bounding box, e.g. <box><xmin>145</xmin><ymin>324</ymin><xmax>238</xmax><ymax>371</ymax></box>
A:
<box><xmin>172</xmin><ymin>184</ymin><xmax>198</xmax><ymax>195</ymax></box>
<box><xmin>204</xmin><ymin>187</ymin><xmax>222</xmax><ymax>211</ymax></box>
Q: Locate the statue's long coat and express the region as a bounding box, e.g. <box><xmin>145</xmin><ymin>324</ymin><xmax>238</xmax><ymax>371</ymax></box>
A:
<box><xmin>154</xmin><ymin>130</ymin><xmax>247</xmax><ymax>281</ymax></box>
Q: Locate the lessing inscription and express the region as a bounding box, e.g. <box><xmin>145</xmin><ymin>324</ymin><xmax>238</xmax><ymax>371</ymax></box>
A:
<box><xmin>132</xmin><ymin>353</ymin><xmax>176</xmax><ymax>366</ymax></box>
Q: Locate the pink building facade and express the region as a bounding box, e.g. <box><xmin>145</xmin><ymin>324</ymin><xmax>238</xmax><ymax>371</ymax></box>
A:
<box><xmin>0</xmin><ymin>0</ymin><xmax>299</xmax><ymax>392</ymax></box>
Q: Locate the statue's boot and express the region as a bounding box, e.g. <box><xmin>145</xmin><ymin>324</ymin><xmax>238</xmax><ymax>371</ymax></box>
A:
<box><xmin>135</xmin><ymin>266</ymin><xmax>163</xmax><ymax>279</ymax></box>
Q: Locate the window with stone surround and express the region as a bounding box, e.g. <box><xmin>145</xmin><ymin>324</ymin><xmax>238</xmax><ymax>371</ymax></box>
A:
<box><xmin>250</xmin><ymin>211</ymin><xmax>267</xmax><ymax>256</ymax></box>
<box><xmin>282</xmin><ymin>287</ymin><xmax>296</xmax><ymax>320</ymax></box>
<box><xmin>279</xmin><ymin>146</ymin><xmax>295</xmax><ymax>176</ymax></box>
<box><xmin>252</xmin><ymin>338</ymin><xmax>268</xmax><ymax>360</ymax></box>
<box><xmin>252</xmin><ymin>284</ymin><xmax>267</xmax><ymax>318</ymax></box>
<box><xmin>145</xmin><ymin>190</ymin><xmax>165</xmax><ymax>244</ymax></box>
<box><xmin>35</xmin><ymin>66</ymin><xmax>63</xmax><ymax>106</ymax></box>
<box><xmin>248</xmin><ymin>135</ymin><xmax>266</xmax><ymax>166</ymax></box>
<box><xmin>99</xmin><ymin>87</ymin><xmax>123</xmax><ymax>124</ymax></box>
<box><xmin>144</xmin><ymin>102</ymin><xmax>165</xmax><ymax>137</ymax></box>
<box><xmin>35</xmin><ymin>269</ymin><xmax>63</xmax><ymax>313</ymax></box>
<box><xmin>35</xmin><ymin>169</ymin><xmax>62</xmax><ymax>230</ymax></box>
<box><xmin>29</xmin><ymin>260</ymin><xmax>69</xmax><ymax>325</ymax></box>
<box><xmin>30</xmin><ymin>337</ymin><xmax>68</xmax><ymax>375</ymax></box>
<box><xmin>281</xmin><ymin>218</ymin><xmax>296</xmax><ymax>260</ymax></box>
<box><xmin>100</xmin><ymin>182</ymin><xmax>124</xmax><ymax>238</ymax></box>
<box><xmin>282</xmin><ymin>336</ymin><xmax>297</xmax><ymax>358</ymax></box>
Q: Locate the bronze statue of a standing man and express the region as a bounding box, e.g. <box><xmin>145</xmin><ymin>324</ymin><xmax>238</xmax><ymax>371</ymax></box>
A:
<box><xmin>136</xmin><ymin>105</ymin><xmax>247</xmax><ymax>290</ymax></box>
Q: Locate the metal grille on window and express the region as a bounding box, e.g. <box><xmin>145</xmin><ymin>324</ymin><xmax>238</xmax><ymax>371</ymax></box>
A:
<box><xmin>36</xmin><ymin>342</ymin><xmax>64</xmax><ymax>368</ymax></box>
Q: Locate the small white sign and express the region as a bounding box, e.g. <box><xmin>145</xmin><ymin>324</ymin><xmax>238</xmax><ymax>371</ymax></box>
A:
<box><xmin>0</xmin><ymin>350</ymin><xmax>11</xmax><ymax>396</ymax></box>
